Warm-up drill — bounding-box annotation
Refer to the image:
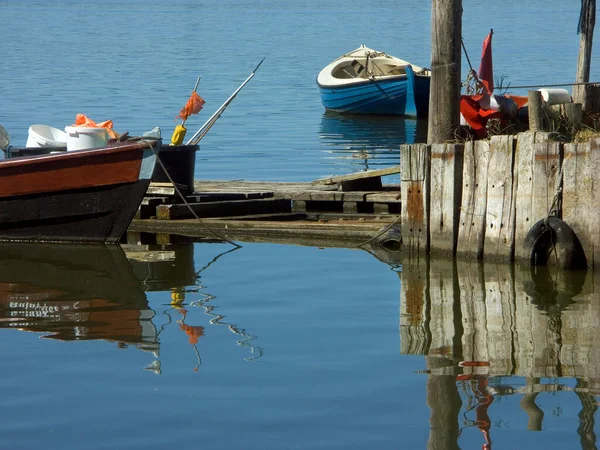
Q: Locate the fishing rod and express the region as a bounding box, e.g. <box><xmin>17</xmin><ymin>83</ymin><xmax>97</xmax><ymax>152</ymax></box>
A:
<box><xmin>186</xmin><ymin>58</ymin><xmax>265</xmax><ymax>145</ymax></box>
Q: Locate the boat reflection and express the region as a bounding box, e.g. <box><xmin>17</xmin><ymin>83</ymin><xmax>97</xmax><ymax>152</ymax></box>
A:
<box><xmin>0</xmin><ymin>243</ymin><xmax>159</xmax><ymax>352</ymax></box>
<box><xmin>0</xmin><ymin>240</ymin><xmax>261</xmax><ymax>371</ymax></box>
<box><xmin>400</xmin><ymin>257</ymin><xmax>600</xmax><ymax>449</ymax></box>
<box><xmin>319</xmin><ymin>111</ymin><xmax>427</xmax><ymax>171</ymax></box>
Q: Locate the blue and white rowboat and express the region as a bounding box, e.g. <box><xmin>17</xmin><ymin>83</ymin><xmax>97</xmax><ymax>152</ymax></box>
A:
<box><xmin>316</xmin><ymin>45</ymin><xmax>431</xmax><ymax>116</ymax></box>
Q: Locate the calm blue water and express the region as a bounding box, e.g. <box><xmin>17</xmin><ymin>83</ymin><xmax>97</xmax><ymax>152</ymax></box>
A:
<box><xmin>1</xmin><ymin>1</ymin><xmax>600</xmax><ymax>448</ymax></box>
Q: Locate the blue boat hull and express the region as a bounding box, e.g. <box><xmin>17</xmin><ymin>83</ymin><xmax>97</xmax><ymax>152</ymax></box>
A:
<box><xmin>317</xmin><ymin>67</ymin><xmax>430</xmax><ymax>117</ymax></box>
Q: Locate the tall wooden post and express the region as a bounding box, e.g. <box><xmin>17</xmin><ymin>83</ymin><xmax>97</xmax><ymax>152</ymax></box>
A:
<box><xmin>428</xmin><ymin>0</ymin><xmax>462</xmax><ymax>144</ymax></box>
<box><xmin>573</xmin><ymin>0</ymin><xmax>596</xmax><ymax>109</ymax></box>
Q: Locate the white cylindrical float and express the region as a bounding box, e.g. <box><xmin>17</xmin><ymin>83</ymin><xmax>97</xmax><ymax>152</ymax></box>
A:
<box><xmin>538</xmin><ymin>88</ymin><xmax>572</xmax><ymax>105</ymax></box>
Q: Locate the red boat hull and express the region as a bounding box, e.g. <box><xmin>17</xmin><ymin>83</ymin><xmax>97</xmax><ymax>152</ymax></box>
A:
<box><xmin>0</xmin><ymin>141</ymin><xmax>158</xmax><ymax>243</ymax></box>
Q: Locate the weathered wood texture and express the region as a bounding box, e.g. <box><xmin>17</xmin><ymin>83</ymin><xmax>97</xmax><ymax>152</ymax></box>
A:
<box><xmin>156</xmin><ymin>198</ymin><xmax>292</xmax><ymax>220</ymax></box>
<box><xmin>428</xmin><ymin>0</ymin><xmax>462</xmax><ymax>145</ymax></box>
<box><xmin>311</xmin><ymin>165</ymin><xmax>401</xmax><ymax>186</ymax></box>
<box><xmin>562</xmin><ymin>138</ymin><xmax>600</xmax><ymax>269</ymax></box>
<box><xmin>429</xmin><ymin>143</ymin><xmax>463</xmax><ymax>256</ymax></box>
<box><xmin>555</xmin><ymin>103</ymin><xmax>583</xmax><ymax>131</ymax></box>
<box><xmin>456</xmin><ymin>140</ymin><xmax>490</xmax><ymax>259</ymax></box>
<box><xmin>484</xmin><ymin>135</ymin><xmax>517</xmax><ymax>261</ymax></box>
<box><xmin>514</xmin><ymin>133</ymin><xmax>561</xmax><ymax>261</ymax></box>
<box><xmin>528</xmin><ymin>90</ymin><xmax>546</xmax><ymax>132</ymax></box>
<box><xmin>401</xmin><ymin>143</ymin><xmax>430</xmax><ymax>254</ymax></box>
<box><xmin>581</xmin><ymin>84</ymin><xmax>600</xmax><ymax>116</ymax></box>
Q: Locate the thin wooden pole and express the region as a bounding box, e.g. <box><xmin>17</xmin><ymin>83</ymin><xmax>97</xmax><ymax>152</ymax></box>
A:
<box><xmin>573</xmin><ymin>0</ymin><xmax>596</xmax><ymax>109</ymax></box>
<box><xmin>428</xmin><ymin>0</ymin><xmax>462</xmax><ymax>144</ymax></box>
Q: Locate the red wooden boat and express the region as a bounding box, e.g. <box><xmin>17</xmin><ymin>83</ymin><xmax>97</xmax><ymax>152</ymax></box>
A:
<box><xmin>0</xmin><ymin>140</ymin><xmax>159</xmax><ymax>243</ymax></box>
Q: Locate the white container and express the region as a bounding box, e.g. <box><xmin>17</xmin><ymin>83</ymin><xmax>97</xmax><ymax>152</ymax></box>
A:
<box><xmin>538</xmin><ymin>88</ymin><xmax>572</xmax><ymax>105</ymax></box>
<box><xmin>26</xmin><ymin>124</ymin><xmax>67</xmax><ymax>148</ymax></box>
<box><xmin>64</xmin><ymin>126</ymin><xmax>109</xmax><ymax>151</ymax></box>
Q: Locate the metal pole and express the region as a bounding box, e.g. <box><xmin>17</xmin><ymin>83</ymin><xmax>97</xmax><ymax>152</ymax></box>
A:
<box><xmin>186</xmin><ymin>58</ymin><xmax>265</xmax><ymax>145</ymax></box>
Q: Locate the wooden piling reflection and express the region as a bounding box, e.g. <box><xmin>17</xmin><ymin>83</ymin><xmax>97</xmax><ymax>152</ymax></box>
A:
<box><xmin>400</xmin><ymin>255</ymin><xmax>600</xmax><ymax>443</ymax></box>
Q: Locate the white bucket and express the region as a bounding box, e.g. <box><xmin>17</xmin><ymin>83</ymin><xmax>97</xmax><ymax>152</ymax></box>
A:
<box><xmin>26</xmin><ymin>124</ymin><xmax>67</xmax><ymax>148</ymax></box>
<box><xmin>64</xmin><ymin>126</ymin><xmax>109</xmax><ymax>151</ymax></box>
<box><xmin>539</xmin><ymin>88</ymin><xmax>572</xmax><ymax>105</ymax></box>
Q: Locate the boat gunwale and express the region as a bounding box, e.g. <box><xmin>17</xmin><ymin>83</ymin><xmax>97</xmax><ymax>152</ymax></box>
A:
<box><xmin>0</xmin><ymin>140</ymin><xmax>158</xmax><ymax>169</ymax></box>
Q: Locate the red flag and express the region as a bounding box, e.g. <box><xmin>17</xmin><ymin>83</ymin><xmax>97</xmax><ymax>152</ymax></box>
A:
<box><xmin>176</xmin><ymin>91</ymin><xmax>206</xmax><ymax>122</ymax></box>
<box><xmin>478</xmin><ymin>30</ymin><xmax>494</xmax><ymax>94</ymax></box>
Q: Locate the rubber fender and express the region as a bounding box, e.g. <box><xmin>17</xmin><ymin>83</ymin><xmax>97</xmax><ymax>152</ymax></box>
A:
<box><xmin>523</xmin><ymin>217</ymin><xmax>587</xmax><ymax>269</ymax></box>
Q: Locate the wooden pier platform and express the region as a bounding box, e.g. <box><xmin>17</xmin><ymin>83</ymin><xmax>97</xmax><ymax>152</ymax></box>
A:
<box><xmin>130</xmin><ymin>166</ymin><xmax>402</xmax><ymax>248</ymax></box>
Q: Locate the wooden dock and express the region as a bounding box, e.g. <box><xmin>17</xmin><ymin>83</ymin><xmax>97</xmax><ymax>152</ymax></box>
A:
<box><xmin>130</xmin><ymin>166</ymin><xmax>402</xmax><ymax>249</ymax></box>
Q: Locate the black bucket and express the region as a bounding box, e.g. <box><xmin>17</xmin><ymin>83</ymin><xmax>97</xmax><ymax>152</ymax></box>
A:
<box><xmin>152</xmin><ymin>144</ymin><xmax>199</xmax><ymax>195</ymax></box>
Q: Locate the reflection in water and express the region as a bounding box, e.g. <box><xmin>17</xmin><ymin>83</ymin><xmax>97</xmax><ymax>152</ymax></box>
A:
<box><xmin>188</xmin><ymin>246</ymin><xmax>264</xmax><ymax>362</ymax></box>
<box><xmin>0</xmin><ymin>243</ymin><xmax>159</xmax><ymax>353</ymax></box>
<box><xmin>319</xmin><ymin>111</ymin><xmax>427</xmax><ymax>171</ymax></box>
<box><xmin>0</xmin><ymin>241</ymin><xmax>263</xmax><ymax>372</ymax></box>
<box><xmin>400</xmin><ymin>258</ymin><xmax>600</xmax><ymax>450</ymax></box>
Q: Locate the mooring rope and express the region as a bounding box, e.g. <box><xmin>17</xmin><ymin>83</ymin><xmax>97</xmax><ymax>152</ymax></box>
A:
<box><xmin>145</xmin><ymin>140</ymin><xmax>241</xmax><ymax>248</ymax></box>
<box><xmin>500</xmin><ymin>80</ymin><xmax>600</xmax><ymax>90</ymax></box>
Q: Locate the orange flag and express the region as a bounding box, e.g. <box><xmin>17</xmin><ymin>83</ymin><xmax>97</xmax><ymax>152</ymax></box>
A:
<box><xmin>176</xmin><ymin>91</ymin><xmax>206</xmax><ymax>122</ymax></box>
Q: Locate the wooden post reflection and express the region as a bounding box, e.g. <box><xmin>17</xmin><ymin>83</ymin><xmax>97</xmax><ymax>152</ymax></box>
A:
<box><xmin>519</xmin><ymin>377</ymin><xmax>544</xmax><ymax>431</ymax></box>
<box><xmin>426</xmin><ymin>357</ymin><xmax>462</xmax><ymax>450</ymax></box>
<box><xmin>401</xmin><ymin>254</ymin><xmax>600</xmax><ymax>446</ymax></box>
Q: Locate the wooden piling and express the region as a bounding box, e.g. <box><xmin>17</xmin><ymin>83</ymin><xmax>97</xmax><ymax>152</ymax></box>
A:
<box><xmin>428</xmin><ymin>0</ymin><xmax>462</xmax><ymax>144</ymax></box>
<box><xmin>514</xmin><ymin>133</ymin><xmax>561</xmax><ymax>262</ymax></box>
<box><xmin>573</xmin><ymin>0</ymin><xmax>596</xmax><ymax>110</ymax></box>
<box><xmin>562</xmin><ymin>138</ymin><xmax>600</xmax><ymax>268</ymax></box>
<box><xmin>528</xmin><ymin>90</ymin><xmax>546</xmax><ymax>132</ymax></box>
<box><xmin>401</xmin><ymin>143</ymin><xmax>430</xmax><ymax>254</ymax></box>
<box><xmin>456</xmin><ymin>140</ymin><xmax>490</xmax><ymax>259</ymax></box>
<box><xmin>484</xmin><ymin>135</ymin><xmax>517</xmax><ymax>262</ymax></box>
<box><xmin>556</xmin><ymin>102</ymin><xmax>583</xmax><ymax>131</ymax></box>
<box><xmin>429</xmin><ymin>143</ymin><xmax>464</xmax><ymax>255</ymax></box>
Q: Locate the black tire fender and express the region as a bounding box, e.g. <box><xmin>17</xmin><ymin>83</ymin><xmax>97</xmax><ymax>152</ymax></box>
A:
<box><xmin>524</xmin><ymin>217</ymin><xmax>587</xmax><ymax>269</ymax></box>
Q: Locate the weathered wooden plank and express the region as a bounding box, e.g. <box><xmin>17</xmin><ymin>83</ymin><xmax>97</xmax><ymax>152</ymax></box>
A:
<box><xmin>339</xmin><ymin>177</ymin><xmax>382</xmax><ymax>192</ymax></box>
<box><xmin>401</xmin><ymin>143</ymin><xmax>430</xmax><ymax>254</ymax></box>
<box><xmin>311</xmin><ymin>165</ymin><xmax>401</xmax><ymax>185</ymax></box>
<box><xmin>457</xmin><ymin>140</ymin><xmax>490</xmax><ymax>258</ymax></box>
<box><xmin>562</xmin><ymin>138</ymin><xmax>600</xmax><ymax>268</ymax></box>
<box><xmin>156</xmin><ymin>198</ymin><xmax>292</xmax><ymax>220</ymax></box>
<box><xmin>429</xmin><ymin>143</ymin><xmax>463</xmax><ymax>256</ymax></box>
<box><xmin>484</xmin><ymin>135</ymin><xmax>517</xmax><ymax>261</ymax></box>
<box><xmin>514</xmin><ymin>133</ymin><xmax>562</xmax><ymax>262</ymax></box>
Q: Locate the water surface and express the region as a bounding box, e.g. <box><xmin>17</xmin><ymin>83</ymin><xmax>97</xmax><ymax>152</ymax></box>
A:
<box><xmin>0</xmin><ymin>1</ymin><xmax>599</xmax><ymax>448</ymax></box>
